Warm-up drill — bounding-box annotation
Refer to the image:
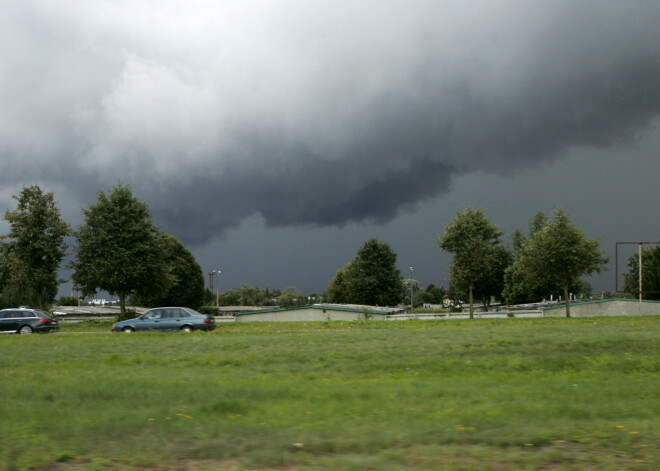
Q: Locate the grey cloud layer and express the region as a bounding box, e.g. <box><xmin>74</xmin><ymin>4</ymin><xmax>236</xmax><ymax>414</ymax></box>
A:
<box><xmin>1</xmin><ymin>1</ymin><xmax>659</xmax><ymax>244</ymax></box>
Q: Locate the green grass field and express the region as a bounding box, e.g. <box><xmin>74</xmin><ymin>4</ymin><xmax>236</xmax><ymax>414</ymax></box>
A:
<box><xmin>1</xmin><ymin>317</ymin><xmax>658</xmax><ymax>470</ymax></box>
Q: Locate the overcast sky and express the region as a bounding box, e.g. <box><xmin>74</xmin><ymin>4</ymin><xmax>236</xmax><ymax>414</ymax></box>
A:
<box><xmin>1</xmin><ymin>1</ymin><xmax>659</xmax><ymax>296</ymax></box>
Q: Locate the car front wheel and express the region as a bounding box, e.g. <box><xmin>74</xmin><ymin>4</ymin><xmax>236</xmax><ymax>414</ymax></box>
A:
<box><xmin>19</xmin><ymin>325</ymin><xmax>33</xmax><ymax>334</ymax></box>
<box><xmin>122</xmin><ymin>327</ymin><xmax>135</xmax><ymax>333</ymax></box>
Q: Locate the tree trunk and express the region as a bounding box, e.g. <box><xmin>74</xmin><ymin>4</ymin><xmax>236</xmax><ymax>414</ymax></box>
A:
<box><xmin>119</xmin><ymin>293</ymin><xmax>126</xmax><ymax>314</ymax></box>
<box><xmin>564</xmin><ymin>283</ymin><xmax>571</xmax><ymax>318</ymax></box>
<box><xmin>469</xmin><ymin>283</ymin><xmax>474</xmax><ymax>319</ymax></box>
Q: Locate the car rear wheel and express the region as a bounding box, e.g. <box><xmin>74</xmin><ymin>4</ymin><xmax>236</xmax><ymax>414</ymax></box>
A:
<box><xmin>180</xmin><ymin>325</ymin><xmax>193</xmax><ymax>333</ymax></box>
<box><xmin>19</xmin><ymin>325</ymin><xmax>33</xmax><ymax>334</ymax></box>
<box><xmin>122</xmin><ymin>327</ymin><xmax>135</xmax><ymax>333</ymax></box>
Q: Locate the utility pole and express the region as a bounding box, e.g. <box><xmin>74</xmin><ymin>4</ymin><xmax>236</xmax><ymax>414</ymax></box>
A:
<box><xmin>215</xmin><ymin>270</ymin><xmax>221</xmax><ymax>306</ymax></box>
<box><xmin>639</xmin><ymin>243</ymin><xmax>643</xmax><ymax>304</ymax></box>
<box><xmin>409</xmin><ymin>266</ymin><xmax>414</xmax><ymax>312</ymax></box>
<box><xmin>208</xmin><ymin>270</ymin><xmax>221</xmax><ymax>306</ymax></box>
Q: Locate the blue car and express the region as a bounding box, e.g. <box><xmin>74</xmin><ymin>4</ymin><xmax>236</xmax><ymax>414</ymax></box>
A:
<box><xmin>111</xmin><ymin>307</ymin><xmax>216</xmax><ymax>333</ymax></box>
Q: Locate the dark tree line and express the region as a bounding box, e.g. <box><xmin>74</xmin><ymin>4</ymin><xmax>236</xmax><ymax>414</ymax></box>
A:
<box><xmin>438</xmin><ymin>207</ymin><xmax>609</xmax><ymax>317</ymax></box>
<box><xmin>1</xmin><ymin>183</ymin><xmax>205</xmax><ymax>312</ymax></box>
<box><xmin>326</xmin><ymin>238</ymin><xmax>403</xmax><ymax>306</ymax></box>
<box><xmin>322</xmin><ymin>207</ymin><xmax>612</xmax><ymax>317</ymax></box>
<box><xmin>2</xmin><ymin>185</ymin><xmax>648</xmax><ymax>317</ymax></box>
<box><xmin>205</xmin><ymin>285</ymin><xmax>311</xmax><ymax>308</ymax></box>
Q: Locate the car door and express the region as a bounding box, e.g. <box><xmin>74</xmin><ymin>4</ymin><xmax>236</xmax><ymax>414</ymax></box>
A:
<box><xmin>2</xmin><ymin>311</ymin><xmax>24</xmax><ymax>333</ymax></box>
<box><xmin>159</xmin><ymin>309</ymin><xmax>187</xmax><ymax>331</ymax></box>
<box><xmin>135</xmin><ymin>309</ymin><xmax>164</xmax><ymax>331</ymax></box>
<box><xmin>0</xmin><ymin>311</ymin><xmax>16</xmax><ymax>333</ymax></box>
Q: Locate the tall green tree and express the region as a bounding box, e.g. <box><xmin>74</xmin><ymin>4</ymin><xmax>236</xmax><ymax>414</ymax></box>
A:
<box><xmin>131</xmin><ymin>233</ymin><xmax>205</xmax><ymax>309</ymax></box>
<box><xmin>528</xmin><ymin>212</ymin><xmax>548</xmax><ymax>235</ymax></box>
<box><xmin>326</xmin><ymin>262</ymin><xmax>353</xmax><ymax>303</ymax></box>
<box><xmin>70</xmin><ymin>183</ymin><xmax>168</xmax><ymax>314</ymax></box>
<box><xmin>326</xmin><ymin>239</ymin><xmax>403</xmax><ymax>306</ymax></box>
<box><xmin>437</xmin><ymin>207</ymin><xmax>503</xmax><ymax>317</ymax></box>
<box><xmin>455</xmin><ymin>244</ymin><xmax>512</xmax><ymax>311</ymax></box>
<box><xmin>503</xmin><ymin>212</ymin><xmax>585</xmax><ymax>305</ymax></box>
<box><xmin>1</xmin><ymin>186</ymin><xmax>70</xmax><ymax>309</ymax></box>
<box><xmin>623</xmin><ymin>245</ymin><xmax>660</xmax><ymax>300</ymax></box>
<box><xmin>515</xmin><ymin>208</ymin><xmax>608</xmax><ymax>317</ymax></box>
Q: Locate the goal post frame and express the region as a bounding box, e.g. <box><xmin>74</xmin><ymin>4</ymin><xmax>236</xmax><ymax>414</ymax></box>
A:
<box><xmin>615</xmin><ymin>241</ymin><xmax>660</xmax><ymax>297</ymax></box>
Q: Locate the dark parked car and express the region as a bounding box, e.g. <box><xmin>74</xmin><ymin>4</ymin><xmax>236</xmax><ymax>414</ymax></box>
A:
<box><xmin>111</xmin><ymin>307</ymin><xmax>216</xmax><ymax>333</ymax></box>
<box><xmin>0</xmin><ymin>308</ymin><xmax>60</xmax><ymax>334</ymax></box>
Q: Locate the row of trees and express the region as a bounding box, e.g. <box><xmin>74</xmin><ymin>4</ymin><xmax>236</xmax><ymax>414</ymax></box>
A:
<box><xmin>205</xmin><ymin>285</ymin><xmax>315</xmax><ymax>308</ymax></box>
<box><xmin>324</xmin><ymin>208</ymin><xmax>631</xmax><ymax>319</ymax></box>
<box><xmin>1</xmin><ymin>184</ymin><xmax>205</xmax><ymax>313</ymax></box>
<box><xmin>438</xmin><ymin>207</ymin><xmax>609</xmax><ymax>318</ymax></box>
<box><xmin>2</xmin><ymin>185</ymin><xmax>654</xmax><ymax>315</ymax></box>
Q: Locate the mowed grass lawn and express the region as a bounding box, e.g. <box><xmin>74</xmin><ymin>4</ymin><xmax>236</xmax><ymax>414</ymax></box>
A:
<box><xmin>1</xmin><ymin>317</ymin><xmax>658</xmax><ymax>471</ymax></box>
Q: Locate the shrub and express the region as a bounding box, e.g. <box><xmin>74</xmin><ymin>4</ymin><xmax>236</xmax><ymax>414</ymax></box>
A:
<box><xmin>198</xmin><ymin>305</ymin><xmax>220</xmax><ymax>315</ymax></box>
<box><xmin>57</xmin><ymin>296</ymin><xmax>81</xmax><ymax>306</ymax></box>
<box><xmin>116</xmin><ymin>310</ymin><xmax>140</xmax><ymax>322</ymax></box>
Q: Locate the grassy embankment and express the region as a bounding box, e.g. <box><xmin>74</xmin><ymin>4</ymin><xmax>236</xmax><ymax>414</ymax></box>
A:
<box><xmin>1</xmin><ymin>316</ymin><xmax>658</xmax><ymax>470</ymax></box>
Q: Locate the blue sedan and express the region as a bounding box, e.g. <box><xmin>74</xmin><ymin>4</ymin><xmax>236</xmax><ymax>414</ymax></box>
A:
<box><xmin>111</xmin><ymin>307</ymin><xmax>216</xmax><ymax>333</ymax></box>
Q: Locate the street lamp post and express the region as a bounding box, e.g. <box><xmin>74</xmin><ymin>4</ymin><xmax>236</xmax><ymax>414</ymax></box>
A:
<box><xmin>215</xmin><ymin>270</ymin><xmax>221</xmax><ymax>306</ymax></box>
<box><xmin>209</xmin><ymin>270</ymin><xmax>221</xmax><ymax>306</ymax></box>
<box><xmin>208</xmin><ymin>271</ymin><xmax>215</xmax><ymax>295</ymax></box>
<box><xmin>409</xmin><ymin>266</ymin><xmax>414</xmax><ymax>312</ymax></box>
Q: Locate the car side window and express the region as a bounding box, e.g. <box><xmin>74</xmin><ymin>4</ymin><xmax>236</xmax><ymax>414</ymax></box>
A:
<box><xmin>173</xmin><ymin>309</ymin><xmax>188</xmax><ymax>318</ymax></box>
<box><xmin>144</xmin><ymin>310</ymin><xmax>161</xmax><ymax>319</ymax></box>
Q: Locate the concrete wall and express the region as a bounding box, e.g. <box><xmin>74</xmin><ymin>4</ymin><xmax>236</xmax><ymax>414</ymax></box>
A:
<box><xmin>388</xmin><ymin>311</ymin><xmax>543</xmax><ymax>320</ymax></box>
<box><xmin>224</xmin><ymin>300</ymin><xmax>659</xmax><ymax>322</ymax></box>
<box><xmin>235</xmin><ymin>307</ymin><xmax>389</xmax><ymax>322</ymax></box>
<box><xmin>542</xmin><ymin>299</ymin><xmax>660</xmax><ymax>317</ymax></box>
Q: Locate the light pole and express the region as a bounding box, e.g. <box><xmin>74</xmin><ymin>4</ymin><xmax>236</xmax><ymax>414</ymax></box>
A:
<box><xmin>208</xmin><ymin>271</ymin><xmax>215</xmax><ymax>295</ymax></box>
<box><xmin>215</xmin><ymin>270</ymin><xmax>221</xmax><ymax>306</ymax></box>
<box><xmin>209</xmin><ymin>270</ymin><xmax>221</xmax><ymax>306</ymax></box>
<box><xmin>409</xmin><ymin>266</ymin><xmax>414</xmax><ymax>312</ymax></box>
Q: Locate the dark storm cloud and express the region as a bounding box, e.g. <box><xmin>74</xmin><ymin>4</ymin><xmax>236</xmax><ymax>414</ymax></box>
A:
<box><xmin>1</xmin><ymin>1</ymin><xmax>659</xmax><ymax>245</ymax></box>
